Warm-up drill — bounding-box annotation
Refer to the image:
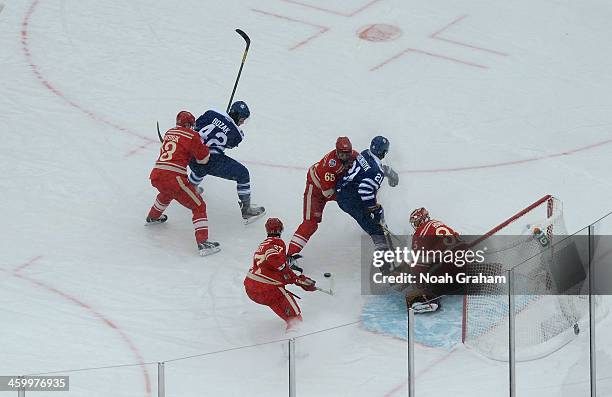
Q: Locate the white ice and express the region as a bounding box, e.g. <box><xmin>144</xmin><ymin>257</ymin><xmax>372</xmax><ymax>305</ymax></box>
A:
<box><xmin>1</xmin><ymin>0</ymin><xmax>612</xmax><ymax>396</ymax></box>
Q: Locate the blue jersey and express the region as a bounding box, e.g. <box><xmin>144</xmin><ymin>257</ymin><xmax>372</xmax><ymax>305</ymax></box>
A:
<box><xmin>195</xmin><ymin>109</ymin><xmax>244</xmax><ymax>154</ymax></box>
<box><xmin>337</xmin><ymin>149</ymin><xmax>385</xmax><ymax>208</ymax></box>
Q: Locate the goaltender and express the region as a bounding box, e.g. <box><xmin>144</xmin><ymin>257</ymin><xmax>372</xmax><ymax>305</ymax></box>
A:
<box><xmin>405</xmin><ymin>207</ymin><xmax>463</xmax><ymax>313</ymax></box>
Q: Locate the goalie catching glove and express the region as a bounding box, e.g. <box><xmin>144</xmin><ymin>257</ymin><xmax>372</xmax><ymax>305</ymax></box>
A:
<box><xmin>295</xmin><ymin>275</ymin><xmax>316</xmax><ymax>291</ymax></box>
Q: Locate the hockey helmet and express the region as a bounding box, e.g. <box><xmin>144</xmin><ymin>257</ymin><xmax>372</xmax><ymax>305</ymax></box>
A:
<box><xmin>229</xmin><ymin>101</ymin><xmax>250</xmax><ymax>123</ymax></box>
<box><xmin>176</xmin><ymin>111</ymin><xmax>195</xmax><ymax>129</ymax></box>
<box><xmin>409</xmin><ymin>207</ymin><xmax>430</xmax><ymax>229</ymax></box>
<box><xmin>265</xmin><ymin>217</ymin><xmax>284</xmax><ymax>236</ymax></box>
<box><xmin>335</xmin><ymin>136</ymin><xmax>353</xmax><ymax>161</ymax></box>
<box><xmin>370</xmin><ymin>135</ymin><xmax>389</xmax><ymax>159</ymax></box>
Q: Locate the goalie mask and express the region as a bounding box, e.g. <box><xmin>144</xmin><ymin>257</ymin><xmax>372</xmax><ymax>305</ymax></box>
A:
<box><xmin>410</xmin><ymin>207</ymin><xmax>430</xmax><ymax>229</ymax></box>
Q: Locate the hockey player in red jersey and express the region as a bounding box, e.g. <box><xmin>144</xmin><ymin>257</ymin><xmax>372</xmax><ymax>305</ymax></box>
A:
<box><xmin>145</xmin><ymin>111</ymin><xmax>220</xmax><ymax>256</ymax></box>
<box><xmin>406</xmin><ymin>207</ymin><xmax>462</xmax><ymax>313</ymax></box>
<box><xmin>244</xmin><ymin>218</ymin><xmax>317</xmax><ymax>331</ymax></box>
<box><xmin>287</xmin><ymin>137</ymin><xmax>358</xmax><ymax>256</ymax></box>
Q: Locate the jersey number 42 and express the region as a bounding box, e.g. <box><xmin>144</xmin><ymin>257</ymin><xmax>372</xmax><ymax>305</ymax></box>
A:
<box><xmin>199</xmin><ymin>124</ymin><xmax>228</xmax><ymax>147</ymax></box>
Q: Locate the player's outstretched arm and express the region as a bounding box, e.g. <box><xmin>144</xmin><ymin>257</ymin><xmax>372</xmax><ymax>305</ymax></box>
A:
<box><xmin>382</xmin><ymin>165</ymin><xmax>399</xmax><ymax>187</ymax></box>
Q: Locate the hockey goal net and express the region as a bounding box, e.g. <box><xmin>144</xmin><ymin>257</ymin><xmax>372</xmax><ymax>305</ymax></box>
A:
<box><xmin>462</xmin><ymin>195</ymin><xmax>605</xmax><ymax>361</ymax></box>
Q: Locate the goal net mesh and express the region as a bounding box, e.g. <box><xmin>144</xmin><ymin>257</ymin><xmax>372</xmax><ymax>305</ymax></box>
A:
<box><xmin>462</xmin><ymin>195</ymin><xmax>606</xmax><ymax>361</ymax></box>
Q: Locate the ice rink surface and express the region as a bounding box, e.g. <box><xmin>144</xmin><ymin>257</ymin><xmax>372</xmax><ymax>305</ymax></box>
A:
<box><xmin>1</xmin><ymin>0</ymin><xmax>612</xmax><ymax>396</ymax></box>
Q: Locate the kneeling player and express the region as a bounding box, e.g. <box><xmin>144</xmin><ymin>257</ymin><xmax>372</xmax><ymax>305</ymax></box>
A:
<box><xmin>287</xmin><ymin>137</ymin><xmax>357</xmax><ymax>256</ymax></box>
<box><xmin>406</xmin><ymin>207</ymin><xmax>461</xmax><ymax>313</ymax></box>
<box><xmin>244</xmin><ymin>218</ymin><xmax>317</xmax><ymax>331</ymax></box>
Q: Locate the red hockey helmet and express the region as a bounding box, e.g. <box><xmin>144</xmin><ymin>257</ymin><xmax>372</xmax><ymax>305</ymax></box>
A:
<box><xmin>335</xmin><ymin>136</ymin><xmax>352</xmax><ymax>162</ymax></box>
<box><xmin>410</xmin><ymin>207</ymin><xmax>430</xmax><ymax>229</ymax></box>
<box><xmin>176</xmin><ymin>111</ymin><xmax>196</xmax><ymax>129</ymax></box>
<box><xmin>265</xmin><ymin>217</ymin><xmax>284</xmax><ymax>236</ymax></box>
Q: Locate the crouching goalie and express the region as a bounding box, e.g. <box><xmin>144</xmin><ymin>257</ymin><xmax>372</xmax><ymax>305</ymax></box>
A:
<box><xmin>405</xmin><ymin>207</ymin><xmax>462</xmax><ymax>313</ymax></box>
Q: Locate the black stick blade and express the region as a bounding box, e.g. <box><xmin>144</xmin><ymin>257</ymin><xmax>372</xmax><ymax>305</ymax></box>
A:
<box><xmin>235</xmin><ymin>29</ymin><xmax>250</xmax><ymax>47</ymax></box>
<box><xmin>156</xmin><ymin>121</ymin><xmax>163</xmax><ymax>143</ymax></box>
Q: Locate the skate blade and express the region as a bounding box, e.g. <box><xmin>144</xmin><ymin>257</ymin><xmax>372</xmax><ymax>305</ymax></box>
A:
<box><xmin>199</xmin><ymin>246</ymin><xmax>221</xmax><ymax>257</ymax></box>
<box><xmin>242</xmin><ymin>210</ymin><xmax>266</xmax><ymax>225</ymax></box>
<box><xmin>144</xmin><ymin>220</ymin><xmax>166</xmax><ymax>226</ymax></box>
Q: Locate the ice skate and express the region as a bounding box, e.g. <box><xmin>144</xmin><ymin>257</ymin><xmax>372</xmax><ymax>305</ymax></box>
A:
<box><xmin>145</xmin><ymin>214</ymin><xmax>167</xmax><ymax>225</ymax></box>
<box><xmin>197</xmin><ymin>241</ymin><xmax>221</xmax><ymax>257</ymax></box>
<box><xmin>239</xmin><ymin>200</ymin><xmax>266</xmax><ymax>225</ymax></box>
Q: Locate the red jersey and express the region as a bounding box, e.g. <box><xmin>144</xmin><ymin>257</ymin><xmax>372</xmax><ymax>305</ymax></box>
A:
<box><xmin>150</xmin><ymin>127</ymin><xmax>210</xmax><ymax>178</ymax></box>
<box><xmin>245</xmin><ymin>237</ymin><xmax>297</xmax><ymax>286</ymax></box>
<box><xmin>307</xmin><ymin>149</ymin><xmax>358</xmax><ymax>199</ymax></box>
<box><xmin>412</xmin><ymin>220</ymin><xmax>460</xmax><ymax>252</ymax></box>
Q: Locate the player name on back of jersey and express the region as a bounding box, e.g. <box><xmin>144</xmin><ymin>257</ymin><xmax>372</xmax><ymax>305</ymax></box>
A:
<box><xmin>165</xmin><ymin>133</ymin><xmax>180</xmax><ymax>143</ymax></box>
<box><xmin>211</xmin><ymin>117</ymin><xmax>231</xmax><ymax>134</ymax></box>
<box><xmin>356</xmin><ymin>154</ymin><xmax>371</xmax><ymax>171</ymax></box>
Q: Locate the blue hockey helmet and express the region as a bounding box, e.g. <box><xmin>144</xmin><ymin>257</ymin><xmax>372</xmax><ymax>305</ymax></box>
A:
<box><xmin>229</xmin><ymin>101</ymin><xmax>250</xmax><ymax>123</ymax></box>
<box><xmin>370</xmin><ymin>135</ymin><xmax>390</xmax><ymax>159</ymax></box>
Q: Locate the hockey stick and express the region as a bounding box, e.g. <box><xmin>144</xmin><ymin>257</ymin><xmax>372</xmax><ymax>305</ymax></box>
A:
<box><xmin>380</xmin><ymin>221</ymin><xmax>400</xmax><ymax>270</ymax></box>
<box><xmin>381</xmin><ymin>222</ymin><xmax>404</xmax><ymax>247</ymax></box>
<box><xmin>226</xmin><ymin>29</ymin><xmax>251</xmax><ymax>112</ymax></box>
<box><xmin>289</xmin><ymin>258</ymin><xmax>334</xmax><ymax>296</ymax></box>
<box><xmin>287</xmin><ymin>289</ymin><xmax>301</xmax><ymax>300</ymax></box>
<box><xmin>316</xmin><ymin>286</ymin><xmax>334</xmax><ymax>296</ymax></box>
<box><xmin>156</xmin><ymin>121</ymin><xmax>163</xmax><ymax>143</ymax></box>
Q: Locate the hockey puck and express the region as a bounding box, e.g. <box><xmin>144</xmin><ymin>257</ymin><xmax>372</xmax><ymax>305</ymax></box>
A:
<box><xmin>324</xmin><ymin>272</ymin><xmax>332</xmax><ymax>278</ymax></box>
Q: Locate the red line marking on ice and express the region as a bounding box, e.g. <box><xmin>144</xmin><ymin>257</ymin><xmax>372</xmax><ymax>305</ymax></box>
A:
<box><xmin>13</xmin><ymin>255</ymin><xmax>43</xmax><ymax>272</ymax></box>
<box><xmin>382</xmin><ymin>347</ymin><xmax>458</xmax><ymax>397</ymax></box>
<box><xmin>18</xmin><ymin>0</ymin><xmax>611</xmax><ymax>174</ymax></box>
<box><xmin>430</xmin><ymin>15</ymin><xmax>469</xmax><ymax>38</ymax></box>
<box><xmin>430</xmin><ymin>15</ymin><xmax>509</xmax><ymax>56</ymax></box>
<box><xmin>21</xmin><ymin>0</ymin><xmax>156</xmax><ymax>154</ymax></box>
<box><xmin>249</xmin><ymin>136</ymin><xmax>612</xmax><ymax>175</ymax></box>
<box><xmin>281</xmin><ymin>0</ymin><xmax>384</xmax><ymax>17</ymax></box>
<box><xmin>243</xmin><ymin>159</ymin><xmax>305</xmax><ymax>171</ymax></box>
<box><xmin>370</xmin><ymin>47</ymin><xmax>487</xmax><ymax>71</ymax></box>
<box><xmin>125</xmin><ymin>141</ymin><xmax>158</xmax><ymax>157</ymax></box>
<box><xmin>13</xmin><ymin>273</ymin><xmax>153</xmax><ymax>397</ymax></box>
<box><xmin>6</xmin><ymin>255</ymin><xmax>152</xmax><ymax>397</ymax></box>
<box><xmin>251</xmin><ymin>8</ymin><xmax>330</xmax><ymax>50</ymax></box>
<box><xmin>398</xmin><ymin>137</ymin><xmax>612</xmax><ymax>174</ymax></box>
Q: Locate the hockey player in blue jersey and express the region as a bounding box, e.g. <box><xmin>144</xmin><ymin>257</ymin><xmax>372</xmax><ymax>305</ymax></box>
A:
<box><xmin>188</xmin><ymin>101</ymin><xmax>265</xmax><ymax>224</ymax></box>
<box><xmin>336</xmin><ymin>136</ymin><xmax>399</xmax><ymax>250</ymax></box>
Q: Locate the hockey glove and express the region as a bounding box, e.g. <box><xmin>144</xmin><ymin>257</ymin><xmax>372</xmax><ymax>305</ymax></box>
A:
<box><xmin>368</xmin><ymin>204</ymin><xmax>384</xmax><ymax>224</ymax></box>
<box><xmin>382</xmin><ymin>165</ymin><xmax>399</xmax><ymax>187</ymax></box>
<box><xmin>288</xmin><ymin>254</ymin><xmax>303</xmax><ymax>274</ymax></box>
<box><xmin>296</xmin><ymin>275</ymin><xmax>317</xmax><ymax>292</ymax></box>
